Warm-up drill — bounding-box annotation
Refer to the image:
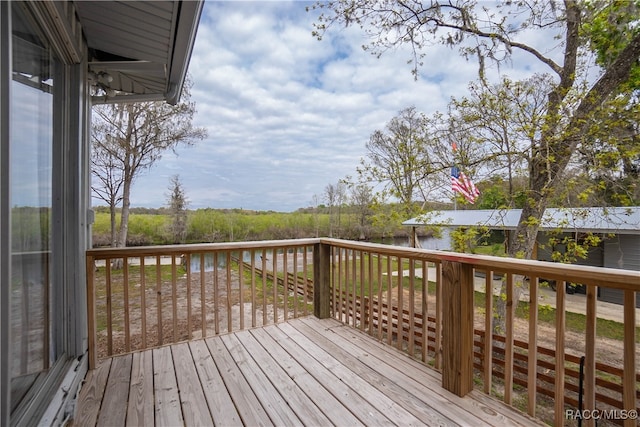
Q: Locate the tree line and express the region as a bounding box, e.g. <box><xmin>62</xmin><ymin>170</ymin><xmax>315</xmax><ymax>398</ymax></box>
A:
<box><xmin>90</xmin><ymin>205</ymin><xmax>420</xmax><ymax>247</ymax></box>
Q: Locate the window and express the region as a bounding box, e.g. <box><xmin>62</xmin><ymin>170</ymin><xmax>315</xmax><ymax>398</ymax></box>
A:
<box><xmin>2</xmin><ymin>2</ymin><xmax>89</xmax><ymax>424</ymax></box>
<box><xmin>9</xmin><ymin>5</ymin><xmax>61</xmax><ymax>415</ymax></box>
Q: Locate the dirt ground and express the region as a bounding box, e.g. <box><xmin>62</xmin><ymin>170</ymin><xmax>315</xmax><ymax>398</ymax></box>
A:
<box><xmin>390</xmin><ymin>286</ymin><xmax>633</xmax><ymax>369</ymax></box>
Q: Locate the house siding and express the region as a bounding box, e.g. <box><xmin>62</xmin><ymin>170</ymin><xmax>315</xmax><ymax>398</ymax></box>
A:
<box><xmin>535</xmin><ymin>232</ymin><xmax>604</xmax><ymax>267</ymax></box>
<box><xmin>602</xmin><ymin>235</ymin><xmax>640</xmax><ymax>308</ymax></box>
<box><xmin>1</xmin><ymin>3</ymin><xmax>12</xmax><ymax>424</ymax></box>
<box><xmin>535</xmin><ymin>232</ymin><xmax>638</xmax><ymax>307</ymax></box>
<box><xmin>2</xmin><ymin>2</ymin><xmax>201</xmax><ymax>424</ymax></box>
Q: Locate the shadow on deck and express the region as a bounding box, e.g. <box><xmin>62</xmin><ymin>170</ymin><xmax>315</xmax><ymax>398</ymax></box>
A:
<box><xmin>75</xmin><ymin>316</ymin><xmax>543</xmax><ymax>426</ymax></box>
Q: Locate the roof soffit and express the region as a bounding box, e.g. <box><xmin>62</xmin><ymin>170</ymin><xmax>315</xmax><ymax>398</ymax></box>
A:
<box><xmin>75</xmin><ymin>0</ymin><xmax>202</xmax><ymax>104</ymax></box>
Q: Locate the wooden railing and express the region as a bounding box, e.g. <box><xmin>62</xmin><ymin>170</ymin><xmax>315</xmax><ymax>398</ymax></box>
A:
<box><xmin>86</xmin><ymin>240</ymin><xmax>318</xmax><ymax>367</ymax></box>
<box><xmin>321</xmin><ymin>239</ymin><xmax>639</xmax><ymax>427</ymax></box>
<box><xmin>86</xmin><ymin>238</ymin><xmax>640</xmax><ymax>427</ymax></box>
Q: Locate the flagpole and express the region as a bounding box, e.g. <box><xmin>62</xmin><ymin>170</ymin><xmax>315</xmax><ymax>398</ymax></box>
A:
<box><xmin>452</xmin><ymin>141</ymin><xmax>458</xmax><ymax>211</ymax></box>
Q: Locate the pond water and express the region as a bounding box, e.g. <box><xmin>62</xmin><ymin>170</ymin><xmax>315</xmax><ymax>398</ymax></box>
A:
<box><xmin>187</xmin><ymin>233</ymin><xmax>452</xmax><ymax>273</ymax></box>
<box><xmin>376</xmin><ymin>228</ymin><xmax>451</xmax><ymax>251</ymax></box>
<box><xmin>188</xmin><ymin>248</ymin><xmax>310</xmax><ymax>272</ymax></box>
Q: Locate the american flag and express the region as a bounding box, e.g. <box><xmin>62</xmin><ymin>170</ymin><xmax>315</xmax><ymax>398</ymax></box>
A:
<box><xmin>451</xmin><ymin>166</ymin><xmax>480</xmax><ymax>204</ymax></box>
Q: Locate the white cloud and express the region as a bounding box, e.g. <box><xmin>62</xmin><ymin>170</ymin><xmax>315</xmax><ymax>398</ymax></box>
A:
<box><xmin>125</xmin><ymin>0</ymin><xmax>565</xmax><ymax>212</ymax></box>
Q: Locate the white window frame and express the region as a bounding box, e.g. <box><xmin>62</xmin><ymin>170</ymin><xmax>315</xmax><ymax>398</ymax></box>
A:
<box><xmin>1</xmin><ymin>2</ymin><xmax>90</xmax><ymax>425</ymax></box>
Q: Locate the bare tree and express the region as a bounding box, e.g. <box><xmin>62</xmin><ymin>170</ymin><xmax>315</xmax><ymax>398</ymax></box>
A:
<box><xmin>91</xmin><ymin>134</ymin><xmax>124</xmax><ymax>246</ymax></box>
<box><xmin>349</xmin><ymin>180</ymin><xmax>374</xmax><ymax>240</ymax></box>
<box><xmin>91</xmin><ymin>80</ymin><xmax>206</xmax><ymax>248</ymax></box>
<box><xmin>310</xmin><ymin>194</ymin><xmax>323</xmax><ymax>237</ymax></box>
<box><xmin>359</xmin><ymin>106</ymin><xmax>448</xmax><ymax>217</ymax></box>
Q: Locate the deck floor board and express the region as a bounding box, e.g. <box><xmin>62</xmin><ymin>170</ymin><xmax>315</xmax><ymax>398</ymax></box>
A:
<box><xmin>152</xmin><ymin>346</ymin><xmax>184</xmax><ymax>427</ymax></box>
<box><xmin>171</xmin><ymin>342</ymin><xmax>214</xmax><ymax>426</ymax></box>
<box><xmin>292</xmin><ymin>317</ymin><xmax>459</xmax><ymax>425</ymax></box>
<box><xmin>126</xmin><ymin>351</ymin><xmax>153</xmax><ymax>427</ymax></box>
<box><xmin>206</xmin><ymin>335</ymin><xmax>272</xmax><ymax>426</ymax></box>
<box><xmin>97</xmin><ymin>354</ymin><xmax>131</xmax><ymax>427</ymax></box>
<box><xmin>188</xmin><ymin>339</ymin><xmax>243</xmax><ymax>426</ymax></box>
<box><xmin>249</xmin><ymin>327</ymin><xmax>366</xmax><ymax>426</ymax></box>
<box><xmin>234</xmin><ymin>329</ymin><xmax>333</xmax><ymax>426</ymax></box>
<box><xmin>315</xmin><ymin>316</ymin><xmax>521</xmax><ymax>426</ymax></box>
<box><xmin>220</xmin><ymin>333</ymin><xmax>303</xmax><ymax>426</ymax></box>
<box><xmin>76</xmin><ymin>357</ymin><xmax>112</xmax><ymax>427</ymax></box>
<box><xmin>277</xmin><ymin>321</ymin><xmax>424</xmax><ymax>426</ymax></box>
<box><xmin>77</xmin><ymin>316</ymin><xmax>545</xmax><ymax>427</ymax></box>
<box><xmin>263</xmin><ymin>322</ymin><xmax>393</xmax><ymax>425</ymax></box>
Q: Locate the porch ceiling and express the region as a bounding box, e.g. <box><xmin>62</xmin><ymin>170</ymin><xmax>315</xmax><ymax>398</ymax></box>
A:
<box><xmin>75</xmin><ymin>0</ymin><xmax>203</xmax><ymax>104</ymax></box>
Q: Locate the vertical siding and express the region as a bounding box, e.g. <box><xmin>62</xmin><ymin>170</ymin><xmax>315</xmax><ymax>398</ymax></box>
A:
<box><xmin>603</xmin><ymin>235</ymin><xmax>640</xmax><ymax>307</ymax></box>
<box><xmin>537</xmin><ymin>232</ymin><xmax>638</xmax><ymax>307</ymax></box>
<box><xmin>604</xmin><ymin>235</ymin><xmax>640</xmax><ymax>270</ymax></box>
<box><xmin>536</xmin><ymin>232</ymin><xmax>603</xmax><ymax>268</ymax></box>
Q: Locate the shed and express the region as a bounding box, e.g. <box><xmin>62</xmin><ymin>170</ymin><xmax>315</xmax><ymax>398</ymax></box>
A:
<box><xmin>403</xmin><ymin>207</ymin><xmax>640</xmax><ymax>307</ymax></box>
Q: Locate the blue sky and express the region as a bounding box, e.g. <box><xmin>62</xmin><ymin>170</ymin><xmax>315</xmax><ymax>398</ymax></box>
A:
<box><xmin>126</xmin><ymin>0</ymin><xmax>557</xmax><ymax>212</ymax></box>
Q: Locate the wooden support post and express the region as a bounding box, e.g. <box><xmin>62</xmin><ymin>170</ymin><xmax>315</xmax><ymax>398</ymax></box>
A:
<box><xmin>314</xmin><ymin>242</ymin><xmax>331</xmax><ymax>319</ymax></box>
<box><xmin>622</xmin><ymin>290</ymin><xmax>637</xmax><ymax>427</ymax></box>
<box><xmin>441</xmin><ymin>260</ymin><xmax>474</xmax><ymax>397</ymax></box>
<box><xmin>584</xmin><ymin>285</ymin><xmax>597</xmax><ymax>427</ymax></box>
<box><xmin>85</xmin><ymin>254</ymin><xmax>97</xmax><ymax>370</ymax></box>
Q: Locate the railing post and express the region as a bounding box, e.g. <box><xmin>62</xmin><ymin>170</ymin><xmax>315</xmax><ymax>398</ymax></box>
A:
<box><xmin>85</xmin><ymin>254</ymin><xmax>97</xmax><ymax>370</ymax></box>
<box><xmin>313</xmin><ymin>242</ymin><xmax>331</xmax><ymax>319</ymax></box>
<box><xmin>622</xmin><ymin>290</ymin><xmax>637</xmax><ymax>427</ymax></box>
<box><xmin>441</xmin><ymin>260</ymin><xmax>474</xmax><ymax>397</ymax></box>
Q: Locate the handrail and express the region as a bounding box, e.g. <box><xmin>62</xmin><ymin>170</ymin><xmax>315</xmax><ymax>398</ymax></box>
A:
<box><xmin>87</xmin><ymin>237</ymin><xmax>640</xmax><ymax>290</ymax></box>
<box><xmin>86</xmin><ymin>238</ymin><xmax>322</xmax><ymax>258</ymax></box>
<box><xmin>319</xmin><ymin>238</ymin><xmax>640</xmax><ymax>290</ymax></box>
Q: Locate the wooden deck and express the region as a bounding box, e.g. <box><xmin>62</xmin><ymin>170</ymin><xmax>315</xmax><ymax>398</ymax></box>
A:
<box><xmin>75</xmin><ymin>316</ymin><xmax>544</xmax><ymax>426</ymax></box>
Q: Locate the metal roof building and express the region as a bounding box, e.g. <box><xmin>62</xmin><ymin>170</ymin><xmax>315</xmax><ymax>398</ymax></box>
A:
<box><xmin>403</xmin><ymin>207</ymin><xmax>640</xmax><ymax>235</ymax></box>
<box><xmin>404</xmin><ymin>207</ymin><xmax>640</xmax><ymax>307</ymax></box>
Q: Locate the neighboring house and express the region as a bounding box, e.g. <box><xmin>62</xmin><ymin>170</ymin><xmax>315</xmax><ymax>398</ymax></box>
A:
<box><xmin>0</xmin><ymin>2</ymin><xmax>202</xmax><ymax>425</ymax></box>
<box><xmin>403</xmin><ymin>207</ymin><xmax>640</xmax><ymax>307</ymax></box>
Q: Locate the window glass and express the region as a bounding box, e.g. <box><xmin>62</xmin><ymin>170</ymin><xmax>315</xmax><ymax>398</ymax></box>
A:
<box><xmin>10</xmin><ymin>5</ymin><xmax>57</xmax><ymax>413</ymax></box>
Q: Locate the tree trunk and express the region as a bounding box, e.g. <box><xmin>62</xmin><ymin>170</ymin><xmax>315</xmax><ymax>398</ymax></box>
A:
<box><xmin>109</xmin><ymin>202</ymin><xmax>117</xmax><ymax>247</ymax></box>
<box><xmin>117</xmin><ymin>173</ymin><xmax>132</xmax><ymax>248</ymax></box>
<box><xmin>506</xmin><ymin>32</ymin><xmax>640</xmax><ymax>261</ymax></box>
<box><xmin>112</xmin><ymin>156</ymin><xmax>133</xmax><ymax>270</ymax></box>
